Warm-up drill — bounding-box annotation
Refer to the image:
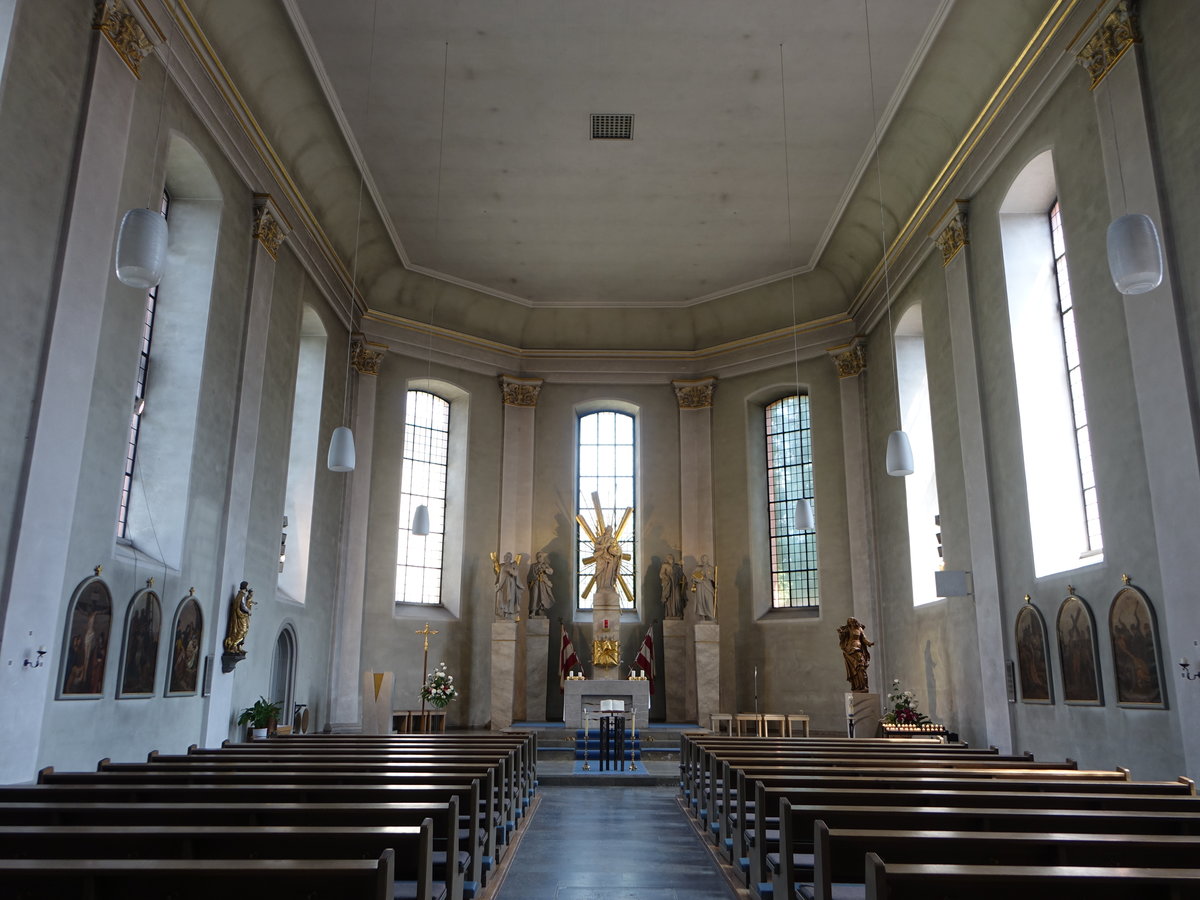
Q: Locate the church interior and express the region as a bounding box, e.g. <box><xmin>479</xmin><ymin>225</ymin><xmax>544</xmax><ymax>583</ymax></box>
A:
<box><xmin>3</xmin><ymin>0</ymin><xmax>1200</xmax><ymax>863</ymax></box>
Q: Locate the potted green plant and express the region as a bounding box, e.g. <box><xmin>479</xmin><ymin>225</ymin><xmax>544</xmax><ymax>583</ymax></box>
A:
<box><xmin>237</xmin><ymin>696</ymin><xmax>282</xmax><ymax>740</ymax></box>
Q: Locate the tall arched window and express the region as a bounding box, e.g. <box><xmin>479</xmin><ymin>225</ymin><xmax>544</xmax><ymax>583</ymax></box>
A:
<box><xmin>397</xmin><ymin>390</ymin><xmax>450</xmax><ymax>605</ymax></box>
<box><xmin>277</xmin><ymin>305</ymin><xmax>327</xmax><ymax>605</ymax></box>
<box><xmin>1000</xmin><ymin>150</ymin><xmax>1102</xmax><ymax>576</ymax></box>
<box><xmin>577</xmin><ymin>410</ymin><xmax>636</xmax><ymax>610</ymax></box>
<box><xmin>895</xmin><ymin>307</ymin><xmax>941</xmax><ymax>606</ymax></box>
<box><xmin>765</xmin><ymin>395</ymin><xmax>818</xmax><ymax>608</ymax></box>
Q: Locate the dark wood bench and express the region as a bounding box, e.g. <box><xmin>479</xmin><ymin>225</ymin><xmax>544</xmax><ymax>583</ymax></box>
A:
<box><xmin>799</xmin><ymin>820</ymin><xmax>1200</xmax><ymax>900</ymax></box>
<box><xmin>0</xmin><ymin>850</ymin><xmax>396</xmax><ymax>900</ymax></box>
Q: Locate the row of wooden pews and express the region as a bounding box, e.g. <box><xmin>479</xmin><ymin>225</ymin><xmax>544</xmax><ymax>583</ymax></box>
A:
<box><xmin>679</xmin><ymin>733</ymin><xmax>1200</xmax><ymax>899</ymax></box>
<box><xmin>0</xmin><ymin>731</ymin><xmax>537</xmax><ymax>900</ymax></box>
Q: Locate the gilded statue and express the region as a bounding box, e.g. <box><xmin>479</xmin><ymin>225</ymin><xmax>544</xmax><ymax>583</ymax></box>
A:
<box><xmin>223</xmin><ymin>581</ymin><xmax>254</xmax><ymax>654</ymax></box>
<box><xmin>837</xmin><ymin>616</ymin><xmax>874</xmax><ymax>693</ymax></box>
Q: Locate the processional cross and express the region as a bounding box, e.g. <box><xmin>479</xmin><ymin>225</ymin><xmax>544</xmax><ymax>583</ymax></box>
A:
<box><xmin>576</xmin><ymin>491</ymin><xmax>634</xmax><ymax>603</ymax></box>
<box><xmin>415</xmin><ymin>622</ymin><xmax>439</xmax><ymax>719</ymax></box>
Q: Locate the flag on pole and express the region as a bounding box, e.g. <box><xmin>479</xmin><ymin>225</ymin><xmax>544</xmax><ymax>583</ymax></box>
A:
<box><xmin>559</xmin><ymin>623</ymin><xmax>579</xmax><ymax>693</ymax></box>
<box><xmin>635</xmin><ymin>625</ymin><xmax>655</xmax><ymax>695</ymax></box>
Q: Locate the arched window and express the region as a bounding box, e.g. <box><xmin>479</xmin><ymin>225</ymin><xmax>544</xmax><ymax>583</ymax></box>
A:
<box><xmin>577</xmin><ymin>410</ymin><xmax>636</xmax><ymax>610</ymax></box>
<box><xmin>895</xmin><ymin>307</ymin><xmax>941</xmax><ymax>606</ymax></box>
<box><xmin>277</xmin><ymin>305</ymin><xmax>327</xmax><ymax>604</ymax></box>
<box><xmin>269</xmin><ymin>626</ymin><xmax>297</xmax><ymax>723</ymax></box>
<box><xmin>765</xmin><ymin>395</ymin><xmax>818</xmax><ymax>608</ymax></box>
<box><xmin>1000</xmin><ymin>150</ymin><xmax>1102</xmax><ymax>576</ymax></box>
<box><xmin>397</xmin><ymin>390</ymin><xmax>450</xmax><ymax>605</ymax></box>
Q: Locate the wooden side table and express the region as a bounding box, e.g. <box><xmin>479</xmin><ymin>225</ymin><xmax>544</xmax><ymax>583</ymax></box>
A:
<box><xmin>391</xmin><ymin>710</ymin><xmax>411</xmax><ymax>733</ymax></box>
<box><xmin>785</xmin><ymin>713</ymin><xmax>810</xmax><ymax>737</ymax></box>
<box><xmin>760</xmin><ymin>713</ymin><xmax>786</xmax><ymax>737</ymax></box>
<box><xmin>709</xmin><ymin>713</ymin><xmax>733</xmax><ymax>735</ymax></box>
<box><xmin>734</xmin><ymin>713</ymin><xmax>762</xmax><ymax>736</ymax></box>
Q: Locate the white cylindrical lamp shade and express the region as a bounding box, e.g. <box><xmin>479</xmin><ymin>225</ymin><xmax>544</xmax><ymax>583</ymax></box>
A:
<box><xmin>794</xmin><ymin>498</ymin><xmax>814</xmax><ymax>531</ymax></box>
<box><xmin>886</xmin><ymin>429</ymin><xmax>914</xmax><ymax>477</ymax></box>
<box><xmin>1107</xmin><ymin>213</ymin><xmax>1162</xmax><ymax>295</ymax></box>
<box><xmin>412</xmin><ymin>504</ymin><xmax>431</xmax><ymax>536</ymax></box>
<box><xmin>327</xmin><ymin>425</ymin><xmax>356</xmax><ymax>472</ymax></box>
<box><xmin>115</xmin><ymin>207</ymin><xmax>169</xmax><ymax>289</ymax></box>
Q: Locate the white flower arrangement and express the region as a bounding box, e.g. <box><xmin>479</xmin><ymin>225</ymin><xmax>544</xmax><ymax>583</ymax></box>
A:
<box><xmin>420</xmin><ymin>662</ymin><xmax>459</xmax><ymax>709</ymax></box>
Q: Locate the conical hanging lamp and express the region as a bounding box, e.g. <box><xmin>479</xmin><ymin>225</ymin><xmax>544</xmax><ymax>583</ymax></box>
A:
<box><xmin>412</xmin><ymin>504</ymin><xmax>431</xmax><ymax>536</ymax></box>
<box><xmin>794</xmin><ymin>498</ymin><xmax>815</xmax><ymax>531</ymax></box>
<box><xmin>327</xmin><ymin>424</ymin><xmax>356</xmax><ymax>472</ymax></box>
<box><xmin>115</xmin><ymin>10</ymin><xmax>171</xmax><ymax>288</ymax></box>
<box><xmin>1104</xmin><ymin>89</ymin><xmax>1162</xmax><ymax>295</ymax></box>
<box><xmin>863</xmin><ymin>0</ymin><xmax>912</xmax><ymax>478</ymax></box>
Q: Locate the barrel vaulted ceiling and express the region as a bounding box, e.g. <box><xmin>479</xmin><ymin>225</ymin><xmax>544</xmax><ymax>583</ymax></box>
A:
<box><xmin>184</xmin><ymin>0</ymin><xmax>1065</xmax><ymax>350</ymax></box>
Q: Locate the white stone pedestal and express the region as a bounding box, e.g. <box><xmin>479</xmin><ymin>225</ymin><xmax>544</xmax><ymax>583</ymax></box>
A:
<box><xmin>694</xmin><ymin>622</ymin><xmax>720</xmax><ymax>727</ymax></box>
<box><xmin>845</xmin><ymin>691</ymin><xmax>880</xmax><ymax>738</ymax></box>
<box><xmin>591</xmin><ymin>586</ymin><xmax>622</xmax><ymax>681</ymax></box>
<box><xmin>663</xmin><ymin>618</ymin><xmax>694</xmax><ymax>723</ymax></box>
<box><xmin>523</xmin><ymin>616</ymin><xmax>550</xmax><ymax>721</ymax></box>
<box><xmin>491</xmin><ymin>620</ymin><xmax>518</xmax><ymax>730</ymax></box>
<box><xmin>563</xmin><ymin>678</ymin><xmax>650</xmax><ymax>730</ymax></box>
<box><xmin>360</xmin><ymin>671</ymin><xmax>394</xmax><ymax>734</ymax></box>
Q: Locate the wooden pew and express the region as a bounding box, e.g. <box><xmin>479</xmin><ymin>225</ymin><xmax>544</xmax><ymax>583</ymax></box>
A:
<box><xmin>0</xmin><ymin>823</ymin><xmax>439</xmax><ymax>900</ymax></box>
<box><xmin>804</xmin><ymin>821</ymin><xmax>1200</xmax><ymax>900</ymax></box>
<box><xmin>861</xmin><ymin>851</ymin><xmax>1200</xmax><ymax>900</ymax></box>
<box><xmin>0</xmin><ymin>850</ymin><xmax>396</xmax><ymax>900</ymax></box>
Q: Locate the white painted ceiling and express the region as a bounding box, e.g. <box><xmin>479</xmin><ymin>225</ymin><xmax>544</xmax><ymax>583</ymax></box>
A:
<box><xmin>290</xmin><ymin>0</ymin><xmax>948</xmax><ymax>307</ymax></box>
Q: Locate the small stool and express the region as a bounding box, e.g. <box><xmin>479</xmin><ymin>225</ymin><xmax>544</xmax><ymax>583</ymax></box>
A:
<box><xmin>785</xmin><ymin>713</ymin><xmax>811</xmax><ymax>737</ymax></box>
<box><xmin>710</xmin><ymin>713</ymin><xmax>733</xmax><ymax>735</ymax></box>
<box><xmin>761</xmin><ymin>713</ymin><xmax>786</xmax><ymax>737</ymax></box>
<box><xmin>391</xmin><ymin>710</ymin><xmax>411</xmax><ymax>734</ymax></box>
<box><xmin>422</xmin><ymin>709</ymin><xmax>447</xmax><ymax>734</ymax></box>
<box><xmin>734</xmin><ymin>713</ymin><xmax>762</xmax><ymax>736</ymax></box>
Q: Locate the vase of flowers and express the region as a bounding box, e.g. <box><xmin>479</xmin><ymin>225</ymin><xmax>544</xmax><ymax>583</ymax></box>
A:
<box><xmin>419</xmin><ymin>662</ymin><xmax>459</xmax><ymax>709</ymax></box>
<box><xmin>882</xmin><ymin>678</ymin><xmax>929</xmax><ymax>725</ymax></box>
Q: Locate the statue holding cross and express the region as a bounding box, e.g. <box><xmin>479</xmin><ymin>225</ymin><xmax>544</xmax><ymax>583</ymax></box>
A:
<box><xmin>576</xmin><ymin>491</ymin><xmax>633</xmax><ymax>604</ymax></box>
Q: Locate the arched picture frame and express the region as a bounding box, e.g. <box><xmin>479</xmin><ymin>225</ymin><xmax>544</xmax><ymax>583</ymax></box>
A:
<box><xmin>118</xmin><ymin>587</ymin><xmax>161</xmax><ymax>697</ymax></box>
<box><xmin>1056</xmin><ymin>593</ymin><xmax>1102</xmax><ymax>705</ymax></box>
<box><xmin>1109</xmin><ymin>584</ymin><xmax>1166</xmax><ymax>708</ymax></box>
<box><xmin>166</xmin><ymin>591</ymin><xmax>203</xmax><ymax>696</ymax></box>
<box><xmin>1014</xmin><ymin>602</ymin><xmax>1052</xmax><ymax>704</ymax></box>
<box><xmin>59</xmin><ymin>575</ymin><xmax>113</xmax><ymax>698</ymax></box>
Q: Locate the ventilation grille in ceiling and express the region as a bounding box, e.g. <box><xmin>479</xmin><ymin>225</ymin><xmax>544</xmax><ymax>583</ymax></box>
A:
<box><xmin>591</xmin><ymin>114</ymin><xmax>634</xmax><ymax>140</ymax></box>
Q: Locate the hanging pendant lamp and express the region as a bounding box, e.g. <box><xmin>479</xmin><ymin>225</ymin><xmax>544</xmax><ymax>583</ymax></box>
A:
<box><xmin>115</xmin><ymin>207</ymin><xmax>169</xmax><ymax>288</ymax></box>
<box><xmin>794</xmin><ymin>498</ymin><xmax>814</xmax><ymax>531</ymax></box>
<box><xmin>327</xmin><ymin>425</ymin><xmax>356</xmax><ymax>472</ymax></box>
<box><xmin>1107</xmin><ymin>212</ymin><xmax>1162</xmax><ymax>295</ymax></box>
<box><xmin>885</xmin><ymin>430</ymin><xmax>915</xmax><ymax>477</ymax></box>
<box><xmin>412</xmin><ymin>504</ymin><xmax>431</xmax><ymax>536</ymax></box>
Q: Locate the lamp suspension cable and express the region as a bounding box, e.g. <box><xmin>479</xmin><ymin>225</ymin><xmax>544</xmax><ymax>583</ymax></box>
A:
<box><xmin>1103</xmin><ymin>80</ymin><xmax>1162</xmax><ymax>295</ymax></box>
<box><xmin>779</xmin><ymin>43</ymin><xmax>814</xmax><ymax>533</ymax></box>
<box><xmin>114</xmin><ymin>2</ymin><xmax>174</xmax><ymax>289</ymax></box>
<box><xmin>412</xmin><ymin>40</ymin><xmax>451</xmax><ymax>537</ymax></box>
<box><xmin>863</xmin><ymin>0</ymin><xmax>913</xmax><ymax>477</ymax></box>
<box><xmin>329</xmin><ymin>0</ymin><xmax>382</xmax><ymax>473</ymax></box>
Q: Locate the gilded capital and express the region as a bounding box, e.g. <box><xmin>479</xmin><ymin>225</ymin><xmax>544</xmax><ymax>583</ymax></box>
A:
<box><xmin>94</xmin><ymin>0</ymin><xmax>154</xmax><ymax>78</ymax></box>
<box><xmin>501</xmin><ymin>375</ymin><xmax>543</xmax><ymax>407</ymax></box>
<box><xmin>827</xmin><ymin>341</ymin><xmax>866</xmax><ymax>379</ymax></box>
<box><xmin>672</xmin><ymin>377</ymin><xmax>716</xmax><ymax>410</ymax></box>
<box><xmin>1076</xmin><ymin>1</ymin><xmax>1140</xmax><ymax>89</ymax></box>
<box><xmin>936</xmin><ymin>210</ymin><xmax>969</xmax><ymax>266</ymax></box>
<box><xmin>252</xmin><ymin>195</ymin><xmax>290</xmax><ymax>260</ymax></box>
<box><xmin>350</xmin><ymin>336</ymin><xmax>386</xmax><ymax>376</ymax></box>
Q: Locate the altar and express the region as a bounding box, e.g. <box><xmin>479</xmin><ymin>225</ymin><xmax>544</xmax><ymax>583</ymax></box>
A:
<box><xmin>563</xmin><ymin>679</ymin><xmax>650</xmax><ymax>730</ymax></box>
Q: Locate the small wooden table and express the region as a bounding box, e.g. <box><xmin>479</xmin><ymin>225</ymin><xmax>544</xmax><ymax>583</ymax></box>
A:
<box><xmin>785</xmin><ymin>713</ymin><xmax>811</xmax><ymax>737</ymax></box>
<box><xmin>760</xmin><ymin>713</ymin><xmax>786</xmax><ymax>737</ymax></box>
<box><xmin>709</xmin><ymin>713</ymin><xmax>733</xmax><ymax>735</ymax></box>
<box><xmin>734</xmin><ymin>713</ymin><xmax>762</xmax><ymax>736</ymax></box>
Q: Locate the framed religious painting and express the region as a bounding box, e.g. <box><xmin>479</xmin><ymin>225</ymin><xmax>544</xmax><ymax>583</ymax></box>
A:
<box><xmin>165</xmin><ymin>591</ymin><xmax>203</xmax><ymax>696</ymax></box>
<box><xmin>117</xmin><ymin>586</ymin><xmax>162</xmax><ymax>698</ymax></box>
<box><xmin>58</xmin><ymin>574</ymin><xmax>113</xmax><ymax>699</ymax></box>
<box><xmin>1014</xmin><ymin>601</ymin><xmax>1053</xmax><ymax>704</ymax></box>
<box><xmin>1108</xmin><ymin>582</ymin><xmax>1166</xmax><ymax>708</ymax></box>
<box><xmin>1056</xmin><ymin>592</ymin><xmax>1103</xmax><ymax>705</ymax></box>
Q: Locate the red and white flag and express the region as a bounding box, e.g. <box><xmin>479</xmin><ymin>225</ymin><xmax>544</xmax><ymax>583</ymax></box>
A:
<box><xmin>559</xmin><ymin>623</ymin><xmax>579</xmax><ymax>693</ymax></box>
<box><xmin>635</xmin><ymin>625</ymin><xmax>655</xmax><ymax>695</ymax></box>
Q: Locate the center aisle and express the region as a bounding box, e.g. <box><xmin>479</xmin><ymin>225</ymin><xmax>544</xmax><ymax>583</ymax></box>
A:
<box><xmin>494</xmin><ymin>784</ymin><xmax>738</xmax><ymax>900</ymax></box>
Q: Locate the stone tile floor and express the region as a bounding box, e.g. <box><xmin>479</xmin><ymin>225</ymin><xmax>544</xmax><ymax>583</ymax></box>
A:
<box><xmin>493</xmin><ymin>783</ymin><xmax>741</xmax><ymax>900</ymax></box>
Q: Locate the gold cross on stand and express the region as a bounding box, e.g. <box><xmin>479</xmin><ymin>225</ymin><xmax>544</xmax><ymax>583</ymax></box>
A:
<box><xmin>415</xmin><ymin>622</ymin><xmax>440</xmax><ymax>723</ymax></box>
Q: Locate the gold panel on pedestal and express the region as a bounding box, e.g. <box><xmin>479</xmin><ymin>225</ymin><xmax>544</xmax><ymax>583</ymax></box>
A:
<box><xmin>592</xmin><ymin>639</ymin><xmax>620</xmax><ymax>668</ymax></box>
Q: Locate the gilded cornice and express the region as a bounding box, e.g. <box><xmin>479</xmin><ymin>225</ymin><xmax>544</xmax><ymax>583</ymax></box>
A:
<box><xmin>672</xmin><ymin>377</ymin><xmax>716</xmax><ymax>409</ymax></box>
<box><xmin>350</xmin><ymin>336</ymin><xmax>386</xmax><ymax>376</ymax></box>
<box><xmin>935</xmin><ymin>207</ymin><xmax>969</xmax><ymax>267</ymax></box>
<box><xmin>94</xmin><ymin>0</ymin><xmax>154</xmax><ymax>78</ymax></box>
<box><xmin>827</xmin><ymin>341</ymin><xmax>867</xmax><ymax>379</ymax></box>
<box><xmin>1076</xmin><ymin>1</ymin><xmax>1140</xmax><ymax>89</ymax></box>
<box><xmin>252</xmin><ymin>195</ymin><xmax>289</xmax><ymax>260</ymax></box>
<box><xmin>500</xmin><ymin>376</ymin><xmax>543</xmax><ymax>407</ymax></box>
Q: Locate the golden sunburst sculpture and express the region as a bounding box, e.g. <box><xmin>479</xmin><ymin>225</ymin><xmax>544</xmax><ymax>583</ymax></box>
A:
<box><xmin>576</xmin><ymin>491</ymin><xmax>634</xmax><ymax>603</ymax></box>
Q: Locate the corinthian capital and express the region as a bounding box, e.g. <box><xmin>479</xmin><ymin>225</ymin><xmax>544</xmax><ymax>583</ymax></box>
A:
<box><xmin>1076</xmin><ymin>1</ymin><xmax>1140</xmax><ymax>89</ymax></box>
<box><xmin>94</xmin><ymin>0</ymin><xmax>154</xmax><ymax>78</ymax></box>
<box><xmin>501</xmin><ymin>375</ymin><xmax>543</xmax><ymax>407</ymax></box>
<box><xmin>672</xmin><ymin>377</ymin><xmax>716</xmax><ymax>409</ymax></box>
